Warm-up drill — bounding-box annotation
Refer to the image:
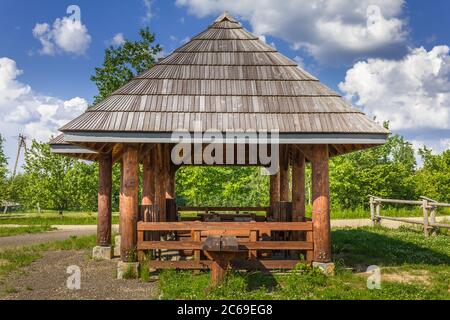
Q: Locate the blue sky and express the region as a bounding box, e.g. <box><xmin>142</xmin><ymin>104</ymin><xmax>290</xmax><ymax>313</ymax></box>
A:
<box><xmin>1</xmin><ymin>0</ymin><xmax>450</xmax><ymax>170</ymax></box>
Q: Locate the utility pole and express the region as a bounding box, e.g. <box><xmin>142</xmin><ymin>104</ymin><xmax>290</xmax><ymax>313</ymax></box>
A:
<box><xmin>13</xmin><ymin>134</ymin><xmax>27</xmax><ymax>177</ymax></box>
<box><xmin>4</xmin><ymin>134</ymin><xmax>27</xmax><ymax>214</ymax></box>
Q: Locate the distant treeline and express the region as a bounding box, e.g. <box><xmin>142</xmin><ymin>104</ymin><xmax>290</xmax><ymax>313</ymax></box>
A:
<box><xmin>0</xmin><ymin>132</ymin><xmax>449</xmax><ymax>213</ymax></box>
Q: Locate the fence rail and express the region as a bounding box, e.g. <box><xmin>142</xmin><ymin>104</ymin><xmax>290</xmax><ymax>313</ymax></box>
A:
<box><xmin>369</xmin><ymin>195</ymin><xmax>450</xmax><ymax>236</ymax></box>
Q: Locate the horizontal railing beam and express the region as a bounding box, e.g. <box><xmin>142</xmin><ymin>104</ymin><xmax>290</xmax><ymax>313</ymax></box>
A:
<box><xmin>137</xmin><ymin>221</ymin><xmax>313</xmax><ymax>232</ymax></box>
<box><xmin>178</xmin><ymin>206</ymin><xmax>269</xmax><ymax>212</ymax></box>
<box><xmin>138</xmin><ymin>241</ymin><xmax>314</xmax><ymax>251</ymax></box>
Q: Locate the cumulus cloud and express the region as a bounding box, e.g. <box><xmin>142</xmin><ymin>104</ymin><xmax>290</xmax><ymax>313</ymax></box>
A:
<box><xmin>339</xmin><ymin>45</ymin><xmax>450</xmax><ymax>156</ymax></box>
<box><xmin>32</xmin><ymin>9</ymin><xmax>91</xmax><ymax>56</ymax></box>
<box><xmin>0</xmin><ymin>57</ymin><xmax>87</xmax><ymax>167</ymax></box>
<box><xmin>175</xmin><ymin>0</ymin><xmax>408</xmax><ymax>64</ymax></box>
<box><xmin>109</xmin><ymin>33</ymin><xmax>126</xmax><ymax>46</ymax></box>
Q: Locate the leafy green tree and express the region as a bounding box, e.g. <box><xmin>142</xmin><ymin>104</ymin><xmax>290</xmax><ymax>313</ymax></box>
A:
<box><xmin>91</xmin><ymin>28</ymin><xmax>162</xmax><ymax>104</ymax></box>
<box><xmin>176</xmin><ymin>167</ymin><xmax>269</xmax><ymax>207</ymax></box>
<box><xmin>329</xmin><ymin>132</ymin><xmax>417</xmax><ymax>209</ymax></box>
<box><xmin>415</xmin><ymin>148</ymin><xmax>450</xmax><ymax>202</ymax></box>
<box><xmin>22</xmin><ymin>140</ymin><xmax>98</xmax><ymax>213</ymax></box>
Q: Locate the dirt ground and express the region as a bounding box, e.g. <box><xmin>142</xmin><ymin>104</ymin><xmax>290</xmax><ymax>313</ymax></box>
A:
<box><xmin>0</xmin><ymin>250</ymin><xmax>158</xmax><ymax>300</ymax></box>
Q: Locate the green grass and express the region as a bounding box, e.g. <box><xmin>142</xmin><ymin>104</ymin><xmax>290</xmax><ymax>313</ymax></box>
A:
<box><xmin>0</xmin><ymin>225</ymin><xmax>56</xmax><ymax>237</ymax></box>
<box><xmin>0</xmin><ymin>235</ymin><xmax>97</xmax><ymax>279</ymax></box>
<box><xmin>0</xmin><ymin>211</ymin><xmax>119</xmax><ymax>226</ymax></box>
<box><xmin>158</xmin><ymin>226</ymin><xmax>450</xmax><ymax>300</ymax></box>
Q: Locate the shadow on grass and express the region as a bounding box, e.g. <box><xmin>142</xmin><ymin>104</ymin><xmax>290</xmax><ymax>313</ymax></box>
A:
<box><xmin>332</xmin><ymin>227</ymin><xmax>450</xmax><ymax>270</ymax></box>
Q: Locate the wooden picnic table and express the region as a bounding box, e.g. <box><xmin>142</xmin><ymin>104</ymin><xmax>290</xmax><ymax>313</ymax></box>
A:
<box><xmin>202</xmin><ymin>236</ymin><xmax>240</xmax><ymax>285</ymax></box>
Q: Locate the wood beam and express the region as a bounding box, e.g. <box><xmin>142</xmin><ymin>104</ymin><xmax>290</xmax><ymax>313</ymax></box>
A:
<box><xmin>155</xmin><ymin>144</ymin><xmax>166</xmax><ymax>222</ymax></box>
<box><xmin>279</xmin><ymin>145</ymin><xmax>290</xmax><ymax>202</ymax></box>
<box><xmin>292</xmin><ymin>147</ymin><xmax>306</xmax><ymax>223</ymax></box>
<box><xmin>97</xmin><ymin>152</ymin><xmax>112</xmax><ymax>247</ymax></box>
<box><xmin>120</xmin><ymin>144</ymin><xmax>139</xmax><ymax>262</ymax></box>
<box><xmin>294</xmin><ymin>145</ymin><xmax>313</xmax><ymax>162</ymax></box>
<box><xmin>269</xmin><ymin>173</ymin><xmax>280</xmax><ymax>218</ymax></box>
<box><xmin>164</xmin><ymin>144</ymin><xmax>175</xmax><ymax>199</ymax></box>
<box><xmin>311</xmin><ymin>144</ymin><xmax>331</xmax><ymax>263</ymax></box>
<box><xmin>142</xmin><ymin>145</ymin><xmax>155</xmax><ymax>207</ymax></box>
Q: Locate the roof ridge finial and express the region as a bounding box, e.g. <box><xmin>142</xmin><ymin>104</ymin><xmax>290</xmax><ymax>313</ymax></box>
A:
<box><xmin>215</xmin><ymin>10</ymin><xmax>237</xmax><ymax>23</ymax></box>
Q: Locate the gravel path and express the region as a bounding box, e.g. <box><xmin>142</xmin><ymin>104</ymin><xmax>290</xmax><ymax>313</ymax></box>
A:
<box><xmin>0</xmin><ymin>225</ymin><xmax>119</xmax><ymax>250</ymax></box>
<box><xmin>0</xmin><ymin>250</ymin><xmax>158</xmax><ymax>300</ymax></box>
<box><xmin>331</xmin><ymin>216</ymin><xmax>450</xmax><ymax>229</ymax></box>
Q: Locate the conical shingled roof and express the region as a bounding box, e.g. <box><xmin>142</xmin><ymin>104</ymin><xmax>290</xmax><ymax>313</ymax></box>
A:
<box><xmin>60</xmin><ymin>12</ymin><xmax>388</xmax><ymax>138</ymax></box>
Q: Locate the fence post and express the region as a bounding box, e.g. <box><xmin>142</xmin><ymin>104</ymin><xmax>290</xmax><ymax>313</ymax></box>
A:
<box><xmin>370</xmin><ymin>197</ymin><xmax>376</xmax><ymax>226</ymax></box>
<box><xmin>375</xmin><ymin>201</ymin><xmax>381</xmax><ymax>226</ymax></box>
<box><xmin>422</xmin><ymin>199</ymin><xmax>429</xmax><ymax>237</ymax></box>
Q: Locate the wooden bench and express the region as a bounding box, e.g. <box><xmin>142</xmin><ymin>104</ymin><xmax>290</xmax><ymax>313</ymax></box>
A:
<box><xmin>137</xmin><ymin>221</ymin><xmax>314</xmax><ymax>285</ymax></box>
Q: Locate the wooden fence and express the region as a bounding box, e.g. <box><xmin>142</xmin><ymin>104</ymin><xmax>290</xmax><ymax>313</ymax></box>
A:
<box><xmin>369</xmin><ymin>196</ymin><xmax>450</xmax><ymax>236</ymax></box>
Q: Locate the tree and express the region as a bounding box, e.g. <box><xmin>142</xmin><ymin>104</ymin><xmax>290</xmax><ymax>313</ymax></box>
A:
<box><xmin>176</xmin><ymin>167</ymin><xmax>269</xmax><ymax>207</ymax></box>
<box><xmin>91</xmin><ymin>28</ymin><xmax>162</xmax><ymax>104</ymax></box>
<box><xmin>329</xmin><ymin>131</ymin><xmax>417</xmax><ymax>209</ymax></box>
<box><xmin>415</xmin><ymin>148</ymin><xmax>450</xmax><ymax>202</ymax></box>
<box><xmin>22</xmin><ymin>140</ymin><xmax>98</xmax><ymax>213</ymax></box>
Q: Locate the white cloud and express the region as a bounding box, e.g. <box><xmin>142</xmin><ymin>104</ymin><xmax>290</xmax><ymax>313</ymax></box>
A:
<box><xmin>175</xmin><ymin>0</ymin><xmax>408</xmax><ymax>64</ymax></box>
<box><xmin>32</xmin><ymin>13</ymin><xmax>91</xmax><ymax>56</ymax></box>
<box><xmin>293</xmin><ymin>56</ymin><xmax>305</xmax><ymax>69</ymax></box>
<box><xmin>143</xmin><ymin>0</ymin><xmax>154</xmax><ymax>23</ymax></box>
<box><xmin>0</xmin><ymin>57</ymin><xmax>87</xmax><ymax>169</ymax></box>
<box><xmin>339</xmin><ymin>46</ymin><xmax>450</xmax><ymax>131</ymax></box>
<box><xmin>110</xmin><ymin>33</ymin><xmax>126</xmax><ymax>46</ymax></box>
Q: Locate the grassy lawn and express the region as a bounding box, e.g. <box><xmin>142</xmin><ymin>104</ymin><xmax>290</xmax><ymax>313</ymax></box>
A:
<box><xmin>0</xmin><ymin>225</ymin><xmax>55</xmax><ymax>237</ymax></box>
<box><xmin>0</xmin><ymin>235</ymin><xmax>97</xmax><ymax>280</ymax></box>
<box><xmin>157</xmin><ymin>226</ymin><xmax>450</xmax><ymax>300</ymax></box>
<box><xmin>0</xmin><ymin>211</ymin><xmax>120</xmax><ymax>226</ymax></box>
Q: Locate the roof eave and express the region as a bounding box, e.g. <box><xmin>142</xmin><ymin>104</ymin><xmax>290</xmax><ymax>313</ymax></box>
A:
<box><xmin>61</xmin><ymin>131</ymin><xmax>389</xmax><ymax>145</ymax></box>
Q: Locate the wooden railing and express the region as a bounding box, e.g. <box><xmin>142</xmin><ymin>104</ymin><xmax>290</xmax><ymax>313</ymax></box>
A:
<box><xmin>178</xmin><ymin>206</ymin><xmax>269</xmax><ymax>214</ymax></box>
<box><xmin>369</xmin><ymin>196</ymin><xmax>450</xmax><ymax>236</ymax></box>
<box><xmin>137</xmin><ymin>221</ymin><xmax>314</xmax><ymax>284</ymax></box>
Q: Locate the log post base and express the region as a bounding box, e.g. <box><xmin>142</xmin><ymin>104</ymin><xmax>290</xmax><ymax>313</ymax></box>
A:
<box><xmin>312</xmin><ymin>262</ymin><xmax>335</xmax><ymax>276</ymax></box>
<box><xmin>92</xmin><ymin>246</ymin><xmax>113</xmax><ymax>260</ymax></box>
<box><xmin>117</xmin><ymin>261</ymin><xmax>140</xmax><ymax>280</ymax></box>
<box><xmin>208</xmin><ymin>252</ymin><xmax>235</xmax><ymax>287</ymax></box>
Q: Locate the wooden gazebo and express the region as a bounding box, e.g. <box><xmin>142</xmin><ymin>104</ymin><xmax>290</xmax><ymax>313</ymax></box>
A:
<box><xmin>51</xmin><ymin>12</ymin><xmax>388</xmax><ymax>280</ymax></box>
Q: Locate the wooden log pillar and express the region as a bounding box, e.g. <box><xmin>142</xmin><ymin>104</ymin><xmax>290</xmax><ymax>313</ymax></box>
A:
<box><xmin>155</xmin><ymin>144</ymin><xmax>166</xmax><ymax>223</ymax></box>
<box><xmin>291</xmin><ymin>148</ymin><xmax>306</xmax><ymax>259</ymax></box>
<box><xmin>142</xmin><ymin>145</ymin><xmax>156</xmax><ymax>244</ymax></box>
<box><xmin>269</xmin><ymin>174</ymin><xmax>280</xmax><ymax>219</ymax></box>
<box><xmin>311</xmin><ymin>145</ymin><xmax>331</xmax><ymax>263</ymax></box>
<box><xmin>142</xmin><ymin>145</ymin><xmax>155</xmax><ymax>216</ymax></box>
<box><xmin>97</xmin><ymin>152</ymin><xmax>112</xmax><ymax>247</ymax></box>
<box><xmin>165</xmin><ymin>145</ymin><xmax>176</xmax><ymax>200</ymax></box>
<box><xmin>279</xmin><ymin>145</ymin><xmax>290</xmax><ymax>202</ymax></box>
<box><xmin>292</xmin><ymin>148</ymin><xmax>306</xmax><ymax>223</ymax></box>
<box><xmin>120</xmin><ymin>145</ymin><xmax>139</xmax><ymax>262</ymax></box>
